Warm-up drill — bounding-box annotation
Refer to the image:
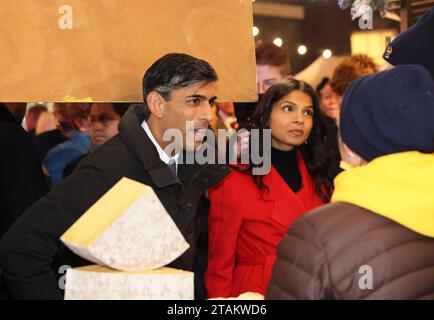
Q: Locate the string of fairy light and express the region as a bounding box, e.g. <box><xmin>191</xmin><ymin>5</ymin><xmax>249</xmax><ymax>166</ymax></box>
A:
<box><xmin>252</xmin><ymin>0</ymin><xmax>334</xmax><ymax>59</ymax></box>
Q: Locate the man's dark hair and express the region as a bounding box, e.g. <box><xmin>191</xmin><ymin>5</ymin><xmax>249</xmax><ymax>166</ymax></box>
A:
<box><xmin>112</xmin><ymin>103</ymin><xmax>130</xmax><ymax>117</ymax></box>
<box><xmin>255</xmin><ymin>41</ymin><xmax>291</xmax><ymax>76</ymax></box>
<box><xmin>141</xmin><ymin>53</ymin><xmax>218</xmax><ymax>119</ymax></box>
<box><xmin>27</xmin><ymin>104</ymin><xmax>48</xmax><ymax>118</ymax></box>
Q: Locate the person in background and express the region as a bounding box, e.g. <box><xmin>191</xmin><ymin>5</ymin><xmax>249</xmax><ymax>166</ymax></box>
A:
<box><xmin>256</xmin><ymin>41</ymin><xmax>291</xmax><ymax>94</ymax></box>
<box><xmin>1</xmin><ymin>103</ymin><xmax>48</xmax><ymax>299</ymax></box>
<box><xmin>316</xmin><ymin>77</ymin><xmax>342</xmax><ymax>179</ymax></box>
<box><xmin>316</xmin><ymin>77</ymin><xmax>339</xmax><ymax>119</ymax></box>
<box><xmin>25</xmin><ymin>104</ymin><xmax>47</xmax><ymax>139</ymax></box>
<box><xmin>329</xmin><ymin>54</ymin><xmax>377</xmax><ymax>118</ymax></box>
<box><xmin>383</xmin><ymin>7</ymin><xmax>433</xmax><ymax>79</ymax></box>
<box><xmin>206</xmin><ymin>78</ymin><xmax>338</xmax><ymax>298</ymax></box>
<box><xmin>220</xmin><ymin>41</ymin><xmax>291</xmax><ymax>163</ymax></box>
<box><xmin>266</xmin><ymin>65</ymin><xmax>434</xmax><ymax>300</ymax></box>
<box><xmin>210</xmin><ymin>102</ymin><xmax>237</xmax><ymax>134</ymax></box>
<box><xmin>319</xmin><ymin>55</ymin><xmax>375</xmax><ymax>180</ymax></box>
<box><xmin>33</xmin><ymin>108</ymin><xmax>68</xmax><ymax>162</ymax></box>
<box><xmin>35</xmin><ymin>110</ymin><xmax>57</xmax><ymax>135</ymax></box>
<box><xmin>62</xmin><ymin>103</ymin><xmax>129</xmax><ymax>178</ymax></box>
<box><xmin>43</xmin><ymin>103</ymin><xmax>92</xmax><ymax>186</ymax></box>
<box><xmin>0</xmin><ymin>103</ymin><xmax>48</xmax><ymax>239</ymax></box>
<box><xmin>2</xmin><ymin>103</ymin><xmax>27</xmax><ymax>124</ymax></box>
<box><xmin>89</xmin><ymin>103</ymin><xmax>129</xmax><ymax>149</ymax></box>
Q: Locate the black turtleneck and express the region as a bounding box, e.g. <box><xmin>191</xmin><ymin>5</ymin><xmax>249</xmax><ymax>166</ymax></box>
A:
<box><xmin>271</xmin><ymin>147</ymin><xmax>302</xmax><ymax>193</ymax></box>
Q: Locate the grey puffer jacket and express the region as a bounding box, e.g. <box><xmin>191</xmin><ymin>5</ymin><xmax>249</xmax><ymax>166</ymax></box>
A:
<box><xmin>266</xmin><ymin>202</ymin><xmax>434</xmax><ymax>300</ymax></box>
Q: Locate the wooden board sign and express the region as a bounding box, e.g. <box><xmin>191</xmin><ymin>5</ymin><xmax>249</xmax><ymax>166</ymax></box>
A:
<box><xmin>0</xmin><ymin>0</ymin><xmax>257</xmax><ymax>102</ymax></box>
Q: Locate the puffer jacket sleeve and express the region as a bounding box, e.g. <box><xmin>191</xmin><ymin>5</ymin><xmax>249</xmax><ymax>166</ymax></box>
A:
<box><xmin>205</xmin><ymin>174</ymin><xmax>242</xmax><ymax>298</ymax></box>
<box><xmin>266</xmin><ymin>215</ymin><xmax>334</xmax><ymax>300</ymax></box>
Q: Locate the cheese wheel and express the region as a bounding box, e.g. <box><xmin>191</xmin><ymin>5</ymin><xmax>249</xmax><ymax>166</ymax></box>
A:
<box><xmin>65</xmin><ymin>265</ymin><xmax>194</xmax><ymax>300</ymax></box>
<box><xmin>60</xmin><ymin>177</ymin><xmax>189</xmax><ymax>271</ymax></box>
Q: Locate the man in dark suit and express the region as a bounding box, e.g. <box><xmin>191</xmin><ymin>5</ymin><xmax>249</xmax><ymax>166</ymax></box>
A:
<box><xmin>0</xmin><ymin>53</ymin><xmax>230</xmax><ymax>300</ymax></box>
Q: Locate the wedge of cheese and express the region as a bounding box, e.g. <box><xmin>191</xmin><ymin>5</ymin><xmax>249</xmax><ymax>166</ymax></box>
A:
<box><xmin>60</xmin><ymin>177</ymin><xmax>189</xmax><ymax>271</ymax></box>
<box><xmin>65</xmin><ymin>265</ymin><xmax>194</xmax><ymax>300</ymax></box>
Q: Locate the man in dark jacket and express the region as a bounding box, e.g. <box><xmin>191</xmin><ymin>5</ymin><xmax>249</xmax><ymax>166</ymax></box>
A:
<box><xmin>0</xmin><ymin>53</ymin><xmax>230</xmax><ymax>300</ymax></box>
<box><xmin>0</xmin><ymin>104</ymin><xmax>49</xmax><ymax>299</ymax></box>
<box><xmin>0</xmin><ymin>103</ymin><xmax>48</xmax><ymax>239</ymax></box>
<box><xmin>266</xmin><ymin>65</ymin><xmax>434</xmax><ymax>300</ymax></box>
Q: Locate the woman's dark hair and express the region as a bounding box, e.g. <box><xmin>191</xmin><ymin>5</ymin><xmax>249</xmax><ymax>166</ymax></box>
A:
<box><xmin>240</xmin><ymin>78</ymin><xmax>335</xmax><ymax>202</ymax></box>
<box><xmin>316</xmin><ymin>77</ymin><xmax>330</xmax><ymax>94</ymax></box>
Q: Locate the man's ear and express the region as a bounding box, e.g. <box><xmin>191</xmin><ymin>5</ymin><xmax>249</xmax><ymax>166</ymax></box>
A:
<box><xmin>73</xmin><ymin>117</ymin><xmax>85</xmax><ymax>131</ymax></box>
<box><xmin>146</xmin><ymin>91</ymin><xmax>166</xmax><ymax>119</ymax></box>
<box><xmin>339</xmin><ymin>141</ymin><xmax>366</xmax><ymax>167</ymax></box>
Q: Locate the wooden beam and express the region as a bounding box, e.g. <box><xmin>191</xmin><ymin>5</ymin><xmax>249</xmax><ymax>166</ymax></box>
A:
<box><xmin>400</xmin><ymin>0</ymin><xmax>412</xmax><ymax>31</ymax></box>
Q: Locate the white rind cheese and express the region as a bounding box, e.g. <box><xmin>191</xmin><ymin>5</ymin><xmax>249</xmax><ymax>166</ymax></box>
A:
<box><xmin>60</xmin><ymin>177</ymin><xmax>189</xmax><ymax>271</ymax></box>
<box><xmin>65</xmin><ymin>265</ymin><xmax>194</xmax><ymax>300</ymax></box>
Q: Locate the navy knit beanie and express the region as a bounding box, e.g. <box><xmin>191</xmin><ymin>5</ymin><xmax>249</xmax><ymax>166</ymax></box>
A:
<box><xmin>383</xmin><ymin>8</ymin><xmax>434</xmax><ymax>79</ymax></box>
<box><xmin>340</xmin><ymin>65</ymin><xmax>434</xmax><ymax>162</ymax></box>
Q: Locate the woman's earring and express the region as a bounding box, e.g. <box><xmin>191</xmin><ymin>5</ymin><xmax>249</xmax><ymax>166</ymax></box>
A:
<box><xmin>304</xmin><ymin>140</ymin><xmax>308</xmax><ymax>144</ymax></box>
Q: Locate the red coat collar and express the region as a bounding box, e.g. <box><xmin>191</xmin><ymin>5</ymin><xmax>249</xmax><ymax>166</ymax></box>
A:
<box><xmin>261</xmin><ymin>152</ymin><xmax>324</xmax><ymax>228</ymax></box>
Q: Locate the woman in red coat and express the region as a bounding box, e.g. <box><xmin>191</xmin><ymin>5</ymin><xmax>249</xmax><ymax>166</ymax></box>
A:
<box><xmin>206</xmin><ymin>78</ymin><xmax>338</xmax><ymax>298</ymax></box>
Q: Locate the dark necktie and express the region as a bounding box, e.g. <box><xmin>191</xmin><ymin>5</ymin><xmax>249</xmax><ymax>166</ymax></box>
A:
<box><xmin>167</xmin><ymin>159</ymin><xmax>177</xmax><ymax>174</ymax></box>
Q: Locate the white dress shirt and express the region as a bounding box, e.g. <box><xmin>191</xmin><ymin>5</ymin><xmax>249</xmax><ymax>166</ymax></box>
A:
<box><xmin>141</xmin><ymin>120</ymin><xmax>180</xmax><ymax>174</ymax></box>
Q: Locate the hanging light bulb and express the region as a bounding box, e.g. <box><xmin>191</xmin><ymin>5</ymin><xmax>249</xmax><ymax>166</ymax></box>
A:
<box><xmin>323</xmin><ymin>49</ymin><xmax>332</xmax><ymax>59</ymax></box>
<box><xmin>253</xmin><ymin>26</ymin><xmax>259</xmax><ymax>37</ymax></box>
<box><xmin>273</xmin><ymin>37</ymin><xmax>283</xmax><ymax>47</ymax></box>
<box><xmin>297</xmin><ymin>45</ymin><xmax>307</xmax><ymax>55</ymax></box>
